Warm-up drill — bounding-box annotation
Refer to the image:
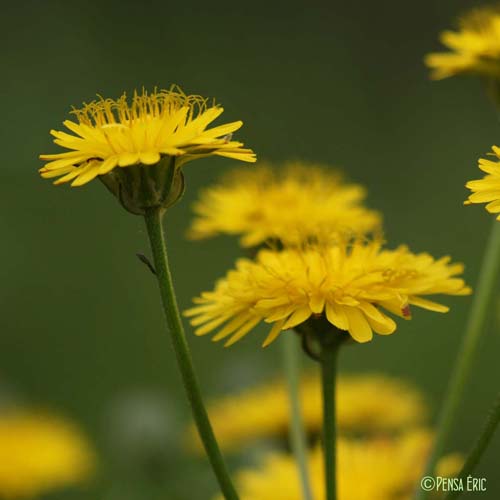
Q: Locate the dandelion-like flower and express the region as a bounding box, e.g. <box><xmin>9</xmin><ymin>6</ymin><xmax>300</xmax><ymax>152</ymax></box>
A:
<box><xmin>0</xmin><ymin>411</ymin><xmax>95</xmax><ymax>498</ymax></box>
<box><xmin>425</xmin><ymin>6</ymin><xmax>500</xmax><ymax>80</ymax></box>
<box><xmin>188</xmin><ymin>163</ymin><xmax>381</xmax><ymax>246</ymax></box>
<box><xmin>185</xmin><ymin>240</ymin><xmax>471</xmax><ymax>346</ymax></box>
<box><xmin>213</xmin><ymin>431</ymin><xmax>461</xmax><ymax>500</ymax></box>
<box><xmin>187</xmin><ymin>374</ymin><xmax>427</xmax><ymax>453</ymax></box>
<box><xmin>39</xmin><ymin>86</ymin><xmax>255</xmax><ymax>214</ymax></box>
<box><xmin>465</xmin><ymin>146</ymin><xmax>500</xmax><ymax>218</ymax></box>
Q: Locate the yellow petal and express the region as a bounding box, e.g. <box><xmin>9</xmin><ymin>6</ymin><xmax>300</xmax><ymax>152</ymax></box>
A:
<box><xmin>139</xmin><ymin>151</ymin><xmax>161</xmax><ymax>165</ymax></box>
<box><xmin>282</xmin><ymin>305</ymin><xmax>312</xmax><ymax>330</ymax></box>
<box><xmin>309</xmin><ymin>294</ymin><xmax>325</xmax><ymax>314</ymax></box>
<box><xmin>224</xmin><ymin>316</ymin><xmax>261</xmax><ymax>347</ymax></box>
<box><xmin>409</xmin><ymin>296</ymin><xmax>449</xmax><ymax>313</ymax></box>
<box><xmin>215</xmin><ymin>150</ymin><xmax>257</xmax><ymax>162</ymax></box>
<box><xmin>468</xmin><ymin>191</ymin><xmax>500</xmax><ymax>203</ymax></box>
<box><xmin>212</xmin><ymin>314</ymin><xmax>252</xmax><ymax>342</ymax></box>
<box><xmin>344</xmin><ymin>307</ymin><xmax>373</xmax><ymax>343</ymax></box>
<box><xmin>70</xmin><ymin>161</ymin><xmax>102</xmax><ymax>186</ymax></box>
<box><xmin>52</xmin><ymin>169</ymin><xmax>82</xmax><ymax>185</ymax></box>
<box><xmin>40</xmin><ymin>165</ymin><xmax>76</xmax><ymax>179</ymax></box>
<box><xmin>325</xmin><ymin>302</ymin><xmax>349</xmax><ymax>330</ymax></box>
<box><xmin>98</xmin><ymin>156</ymin><xmax>118</xmax><ymax>175</ymax></box>
<box><xmin>262</xmin><ymin>319</ymin><xmax>286</xmax><ymax>347</ymax></box>
<box><xmin>117</xmin><ymin>152</ymin><xmax>140</xmax><ymax>167</ymax></box>
<box><xmin>486</xmin><ymin>200</ymin><xmax>500</xmax><ymax>213</ymax></box>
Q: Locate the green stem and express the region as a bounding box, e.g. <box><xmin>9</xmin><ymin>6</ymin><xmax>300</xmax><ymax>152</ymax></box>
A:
<box><xmin>444</xmin><ymin>391</ymin><xmax>500</xmax><ymax>500</ymax></box>
<box><xmin>144</xmin><ymin>207</ymin><xmax>239</xmax><ymax>500</ymax></box>
<box><xmin>282</xmin><ymin>333</ymin><xmax>314</xmax><ymax>500</ymax></box>
<box><xmin>417</xmin><ymin>221</ymin><xmax>500</xmax><ymax>500</ymax></box>
<box><xmin>320</xmin><ymin>338</ymin><xmax>341</xmax><ymax>500</ymax></box>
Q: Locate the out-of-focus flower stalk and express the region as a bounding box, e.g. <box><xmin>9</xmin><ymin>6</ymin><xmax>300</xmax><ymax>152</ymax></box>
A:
<box><xmin>418</xmin><ymin>223</ymin><xmax>500</xmax><ymax>500</ymax></box>
<box><xmin>282</xmin><ymin>334</ymin><xmax>313</xmax><ymax>500</ymax></box>
<box><xmin>444</xmin><ymin>391</ymin><xmax>500</xmax><ymax>500</ymax></box>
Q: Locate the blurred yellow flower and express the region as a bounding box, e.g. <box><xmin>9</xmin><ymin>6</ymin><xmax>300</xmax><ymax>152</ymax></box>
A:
<box><xmin>185</xmin><ymin>241</ymin><xmax>471</xmax><ymax>346</ymax></box>
<box><xmin>425</xmin><ymin>6</ymin><xmax>500</xmax><ymax>80</ymax></box>
<box><xmin>214</xmin><ymin>430</ymin><xmax>461</xmax><ymax>500</ymax></box>
<box><xmin>188</xmin><ymin>162</ymin><xmax>381</xmax><ymax>247</ymax></box>
<box><xmin>187</xmin><ymin>374</ymin><xmax>426</xmax><ymax>453</ymax></box>
<box><xmin>39</xmin><ymin>85</ymin><xmax>255</xmax><ymax>187</ymax></box>
<box><xmin>465</xmin><ymin>146</ymin><xmax>500</xmax><ymax>218</ymax></box>
<box><xmin>0</xmin><ymin>411</ymin><xmax>95</xmax><ymax>498</ymax></box>
<box><xmin>435</xmin><ymin>452</ymin><xmax>465</xmax><ymax>479</ymax></box>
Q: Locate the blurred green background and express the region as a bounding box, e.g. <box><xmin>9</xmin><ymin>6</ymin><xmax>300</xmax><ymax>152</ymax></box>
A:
<box><xmin>2</xmin><ymin>0</ymin><xmax>500</xmax><ymax>498</ymax></box>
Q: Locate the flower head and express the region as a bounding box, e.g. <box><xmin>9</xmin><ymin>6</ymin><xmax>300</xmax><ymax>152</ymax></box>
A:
<box><xmin>465</xmin><ymin>146</ymin><xmax>500</xmax><ymax>218</ymax></box>
<box><xmin>188</xmin><ymin>162</ymin><xmax>381</xmax><ymax>247</ymax></box>
<box><xmin>0</xmin><ymin>411</ymin><xmax>95</xmax><ymax>498</ymax></box>
<box><xmin>39</xmin><ymin>86</ymin><xmax>255</xmax><ymax>214</ymax></box>
<box><xmin>214</xmin><ymin>431</ymin><xmax>461</xmax><ymax>500</ymax></box>
<box><xmin>185</xmin><ymin>240</ymin><xmax>471</xmax><ymax>346</ymax></box>
<box><xmin>187</xmin><ymin>374</ymin><xmax>427</xmax><ymax>453</ymax></box>
<box><xmin>425</xmin><ymin>6</ymin><xmax>500</xmax><ymax>80</ymax></box>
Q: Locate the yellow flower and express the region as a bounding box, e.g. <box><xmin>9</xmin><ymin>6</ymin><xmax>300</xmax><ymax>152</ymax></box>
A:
<box><xmin>39</xmin><ymin>86</ymin><xmax>255</xmax><ymax>214</ymax></box>
<box><xmin>188</xmin><ymin>162</ymin><xmax>381</xmax><ymax>247</ymax></box>
<box><xmin>425</xmin><ymin>6</ymin><xmax>500</xmax><ymax>80</ymax></box>
<box><xmin>40</xmin><ymin>86</ymin><xmax>255</xmax><ymax>186</ymax></box>
<box><xmin>0</xmin><ymin>411</ymin><xmax>95</xmax><ymax>498</ymax></box>
<box><xmin>465</xmin><ymin>146</ymin><xmax>500</xmax><ymax>218</ymax></box>
<box><xmin>187</xmin><ymin>373</ymin><xmax>427</xmax><ymax>453</ymax></box>
<box><xmin>214</xmin><ymin>431</ymin><xmax>461</xmax><ymax>500</ymax></box>
<box><xmin>185</xmin><ymin>240</ymin><xmax>471</xmax><ymax>346</ymax></box>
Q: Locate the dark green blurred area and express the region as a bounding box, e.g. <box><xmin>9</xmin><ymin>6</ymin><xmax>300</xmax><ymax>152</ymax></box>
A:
<box><xmin>2</xmin><ymin>0</ymin><xmax>500</xmax><ymax>498</ymax></box>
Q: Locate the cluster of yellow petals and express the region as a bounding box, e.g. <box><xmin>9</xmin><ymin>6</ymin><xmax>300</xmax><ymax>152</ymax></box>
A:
<box><xmin>189</xmin><ymin>163</ymin><xmax>381</xmax><ymax>246</ymax></box>
<box><xmin>185</xmin><ymin>240</ymin><xmax>471</xmax><ymax>346</ymax></box>
<box><xmin>39</xmin><ymin>86</ymin><xmax>255</xmax><ymax>187</ymax></box>
<box><xmin>187</xmin><ymin>373</ymin><xmax>426</xmax><ymax>453</ymax></box>
<box><xmin>425</xmin><ymin>7</ymin><xmax>500</xmax><ymax>80</ymax></box>
<box><xmin>465</xmin><ymin>146</ymin><xmax>500</xmax><ymax>218</ymax></box>
<box><xmin>214</xmin><ymin>430</ymin><xmax>462</xmax><ymax>500</ymax></box>
<box><xmin>0</xmin><ymin>411</ymin><xmax>94</xmax><ymax>498</ymax></box>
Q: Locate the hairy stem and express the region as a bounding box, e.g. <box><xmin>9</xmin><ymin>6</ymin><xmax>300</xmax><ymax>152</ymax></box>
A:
<box><xmin>144</xmin><ymin>207</ymin><xmax>239</xmax><ymax>500</ymax></box>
